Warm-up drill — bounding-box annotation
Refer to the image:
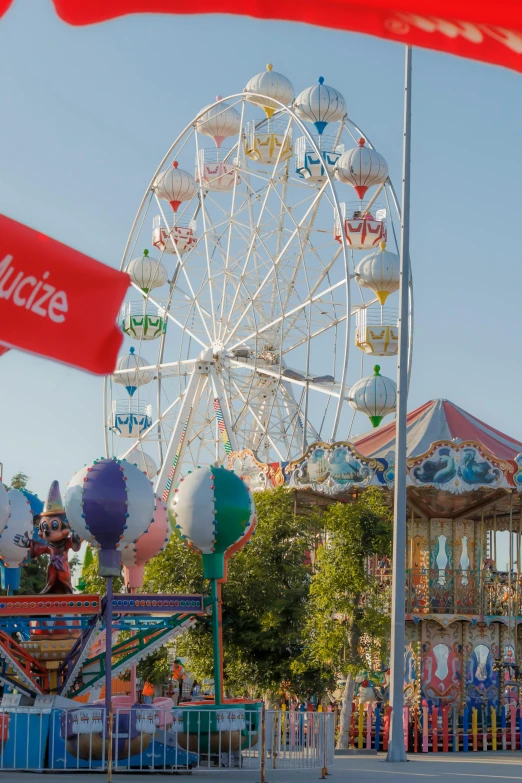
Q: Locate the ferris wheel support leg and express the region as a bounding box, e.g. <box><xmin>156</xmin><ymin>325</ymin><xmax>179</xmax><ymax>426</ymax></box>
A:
<box><xmin>155</xmin><ymin>368</ymin><xmax>208</xmax><ymax>501</ymax></box>
<box><xmin>209</xmin><ymin>366</ymin><xmax>238</xmax><ymax>457</ymax></box>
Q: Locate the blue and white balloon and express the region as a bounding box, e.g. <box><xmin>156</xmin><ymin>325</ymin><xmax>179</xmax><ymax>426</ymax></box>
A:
<box><xmin>65</xmin><ymin>457</ymin><xmax>155</xmax><ymax>576</ymax></box>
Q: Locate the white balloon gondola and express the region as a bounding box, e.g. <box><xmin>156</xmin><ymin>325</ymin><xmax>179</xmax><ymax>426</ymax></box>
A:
<box><xmin>355</xmin><ymin>305</ymin><xmax>398</xmax><ymax>357</ymax></box>
<box><xmin>110</xmin><ymin>400</ymin><xmax>153</xmax><ymax>438</ymax></box>
<box><xmin>245</xmin><ymin>116</ymin><xmax>293</xmax><ymax>166</ymax></box>
<box><xmin>123</xmin><ymin>447</ymin><xmax>158</xmax><ymax>479</ymax></box>
<box><xmin>244</xmin><ymin>63</ymin><xmax>294</xmax><ymax>118</ymax></box>
<box><xmin>349</xmin><ymin>365</ymin><xmax>397</xmax><ymax>428</ymax></box>
<box><xmin>112</xmin><ymin>347</ymin><xmax>154</xmax><ymax>395</ymax></box>
<box><xmin>196</xmin><ymin>95</ymin><xmax>241</xmax><ymax>147</ymax></box>
<box><xmin>294</xmin><ymin>77</ymin><xmax>346</xmax><ymax>135</ymax></box>
<box><xmin>153</xmin><ymin>161</ymin><xmax>198</xmax><ymax>257</ymax></box>
<box><xmin>152</xmin><ymin>214</ymin><xmax>197</xmax><ymax>256</ymax></box>
<box><xmin>195</xmin><ymin>96</ymin><xmax>241</xmax><ymax>192</ymax></box>
<box><xmin>127</xmin><ymin>249</ymin><xmax>168</xmax><ymax>293</ymax></box>
<box><xmin>334</xmin><ymin>203</ymin><xmax>387</xmax><ymax>249</ymax></box>
<box><xmin>121</xmin><ymin>301</ymin><xmax>167</xmax><ymax>341</ymax></box>
<box><xmin>295</xmin><ymin>134</ymin><xmax>344</xmax><ymax>184</ymax></box>
<box><xmin>335</xmin><ymin>138</ymin><xmax>388</xmax><ymax>200</ymax></box>
<box><xmin>154</xmin><ymin>161</ymin><xmax>198</xmax><ymax>211</ymax></box>
<box><xmin>355</xmin><ymin>243</ymin><xmax>400</xmax><ymax>305</ymax></box>
<box><xmin>195</xmin><ymin>149</ymin><xmax>239</xmax><ymax>192</ymax></box>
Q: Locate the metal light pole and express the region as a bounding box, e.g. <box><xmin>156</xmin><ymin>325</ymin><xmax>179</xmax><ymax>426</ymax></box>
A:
<box><xmin>386</xmin><ymin>44</ymin><xmax>412</xmax><ymax>763</ymax></box>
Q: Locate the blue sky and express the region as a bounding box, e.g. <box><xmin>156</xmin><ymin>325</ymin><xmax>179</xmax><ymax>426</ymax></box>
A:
<box><xmin>1</xmin><ymin>0</ymin><xmax>522</xmax><ymax>499</ymax></box>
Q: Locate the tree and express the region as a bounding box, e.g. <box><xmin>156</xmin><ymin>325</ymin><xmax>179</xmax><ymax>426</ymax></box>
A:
<box><xmin>304</xmin><ymin>488</ymin><xmax>392</xmax><ymax>748</ymax></box>
<box><xmin>10</xmin><ymin>472</ymin><xmax>29</xmax><ymax>490</ymax></box>
<box><xmin>79</xmin><ymin>547</ymin><xmax>124</xmax><ymax>595</ymax></box>
<box><xmin>143</xmin><ymin>488</ymin><xmax>320</xmax><ymax>700</ymax></box>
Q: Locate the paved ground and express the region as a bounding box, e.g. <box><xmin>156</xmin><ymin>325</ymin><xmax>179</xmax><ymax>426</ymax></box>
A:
<box><xmin>4</xmin><ymin>753</ymin><xmax>522</xmax><ymax>780</ymax></box>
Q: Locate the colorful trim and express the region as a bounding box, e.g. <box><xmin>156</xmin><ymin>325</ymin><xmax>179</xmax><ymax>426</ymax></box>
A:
<box><xmin>162</xmin><ymin>408</ymin><xmax>192</xmax><ymax>502</ymax></box>
<box><xmin>213</xmin><ymin>397</ymin><xmax>232</xmax><ymax>454</ymax></box>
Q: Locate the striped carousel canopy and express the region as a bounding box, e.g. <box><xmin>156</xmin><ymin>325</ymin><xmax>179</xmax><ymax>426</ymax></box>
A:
<box><xmin>352</xmin><ymin>399</ymin><xmax>522</xmax><ymax>463</ymax></box>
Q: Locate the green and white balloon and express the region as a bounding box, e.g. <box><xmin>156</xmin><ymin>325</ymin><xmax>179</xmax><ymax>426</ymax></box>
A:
<box><xmin>168</xmin><ymin>465</ymin><xmax>256</xmax><ymax>578</ymax></box>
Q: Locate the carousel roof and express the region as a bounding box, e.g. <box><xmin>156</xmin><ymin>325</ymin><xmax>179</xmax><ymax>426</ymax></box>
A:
<box><xmin>352</xmin><ymin>399</ymin><xmax>522</xmax><ymax>462</ymax></box>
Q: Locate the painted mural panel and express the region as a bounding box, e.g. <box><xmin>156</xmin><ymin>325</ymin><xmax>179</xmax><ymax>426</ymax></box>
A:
<box><xmin>454</xmin><ymin>519</ymin><xmax>479</xmax><ymax>614</ymax></box>
<box><xmin>404</xmin><ymin>622</ymin><xmax>421</xmax><ymax>706</ymax></box>
<box><xmin>429</xmin><ymin>520</ymin><xmax>454</xmax><ymax>614</ymax></box>
<box><xmin>464</xmin><ymin>622</ymin><xmax>500</xmax><ymax>709</ymax></box>
<box><xmin>421</xmin><ymin>620</ymin><xmax>462</xmax><ymax>706</ymax></box>
<box><xmin>408</xmin><ymin>518</ymin><xmax>429</xmax><ymax>614</ymax></box>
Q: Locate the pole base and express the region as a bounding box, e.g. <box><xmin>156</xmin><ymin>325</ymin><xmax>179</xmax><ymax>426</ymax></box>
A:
<box><xmin>386</xmin><ymin>748</ymin><xmax>408</xmax><ymax>762</ymax></box>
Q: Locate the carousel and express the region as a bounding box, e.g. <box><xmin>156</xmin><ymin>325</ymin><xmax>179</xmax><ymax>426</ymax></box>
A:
<box><xmin>228</xmin><ymin>397</ymin><xmax>522</xmax><ymax>711</ymax></box>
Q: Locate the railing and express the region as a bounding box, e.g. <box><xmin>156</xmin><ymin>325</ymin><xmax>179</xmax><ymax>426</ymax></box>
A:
<box><xmin>349</xmin><ymin>702</ymin><xmax>522</xmax><ymax>753</ymax></box>
<box><xmin>356</xmin><ymin>306</ymin><xmax>398</xmax><ymax>329</ymax></box>
<box><xmin>406</xmin><ymin>569</ymin><xmax>522</xmax><ymax>616</ymax></box>
<box><xmin>0</xmin><ymin>706</ymin><xmax>334</xmax><ymax>773</ymax></box>
<box><xmin>152</xmin><ymin>213</ymin><xmax>196</xmax><ymax>231</ymax></box>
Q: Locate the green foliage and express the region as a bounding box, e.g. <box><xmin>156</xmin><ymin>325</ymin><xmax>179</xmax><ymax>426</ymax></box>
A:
<box><xmin>143</xmin><ymin>488</ymin><xmax>320</xmax><ymax>699</ymax></box>
<box><xmin>19</xmin><ymin>554</ymin><xmax>49</xmax><ymax>595</ymax></box>
<box><xmin>10</xmin><ymin>472</ymin><xmax>29</xmax><ymax>490</ymax></box>
<box><xmin>304</xmin><ymin>488</ymin><xmax>392</xmax><ymax>679</ymax></box>
<box><xmin>79</xmin><ymin>547</ymin><xmax>124</xmax><ymax>595</ymax></box>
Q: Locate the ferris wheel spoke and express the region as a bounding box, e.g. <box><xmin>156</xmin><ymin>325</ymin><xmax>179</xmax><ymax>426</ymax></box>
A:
<box><xmin>228</xmin><ymin>376</ymin><xmax>285</xmax><ymax>461</ymax></box>
<box><xmin>132</xmin><ymin>285</ymin><xmax>208</xmax><ymax>349</ymax></box>
<box><xmin>223</xmin><ymin>181</ymin><xmax>329</xmax><ymax>346</ymax></box>
<box><xmin>117</xmin><ymin>390</ymin><xmax>185</xmax><ymax>462</ymax></box>
<box><xmin>155</xmin><ymin>371</ymin><xmax>208</xmax><ymax>498</ymax></box>
<box><xmin>219</xmin><ymin>120</ymin><xmax>297</xmax><ymax>340</ymax></box>
<box><xmin>229</xmin><ymin>358</ymin><xmax>346</xmax><ymax>400</ymax></box>
<box><xmin>281</xmin><ymin>315</ymin><xmax>348</xmax><ymax>354</ymax></box>
<box><xmin>227</xmin><ymin>278</ymin><xmax>346</xmax><ymax>353</ymax></box>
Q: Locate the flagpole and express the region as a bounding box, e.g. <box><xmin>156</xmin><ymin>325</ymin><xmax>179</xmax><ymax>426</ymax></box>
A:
<box><xmin>386</xmin><ymin>43</ymin><xmax>412</xmax><ymax>764</ymax></box>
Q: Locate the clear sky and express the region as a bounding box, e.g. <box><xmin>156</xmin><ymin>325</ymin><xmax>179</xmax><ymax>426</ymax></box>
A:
<box><xmin>1</xmin><ymin>0</ymin><xmax>522</xmax><ymax>500</ymax></box>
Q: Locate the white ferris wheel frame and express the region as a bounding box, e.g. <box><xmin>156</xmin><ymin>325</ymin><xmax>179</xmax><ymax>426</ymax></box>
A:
<box><xmin>104</xmin><ymin>92</ymin><xmax>414</xmax><ymax>497</ymax></box>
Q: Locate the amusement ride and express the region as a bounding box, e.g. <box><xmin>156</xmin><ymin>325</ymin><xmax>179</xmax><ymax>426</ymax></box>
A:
<box><xmin>0</xmin><ymin>65</ymin><xmax>419</xmax><ymax>768</ymax></box>
<box><xmin>106</xmin><ymin>64</ymin><xmax>412</xmax><ymax>495</ymax></box>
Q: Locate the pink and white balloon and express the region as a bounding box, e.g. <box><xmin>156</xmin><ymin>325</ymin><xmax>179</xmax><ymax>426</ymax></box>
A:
<box><xmin>0</xmin><ymin>488</ymin><xmax>32</xmax><ymax>568</ymax></box>
<box><xmin>154</xmin><ymin>161</ymin><xmax>198</xmax><ymax>213</ymax></box>
<box><xmin>121</xmin><ymin>497</ymin><xmax>169</xmax><ymax>589</ymax></box>
<box><xmin>196</xmin><ymin>97</ymin><xmax>241</xmax><ymax>149</ymax></box>
<box><xmin>335</xmin><ymin>138</ymin><xmax>389</xmax><ymax>200</ymax></box>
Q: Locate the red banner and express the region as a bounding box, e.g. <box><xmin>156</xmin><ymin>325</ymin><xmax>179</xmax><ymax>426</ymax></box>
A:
<box><xmin>0</xmin><ymin>214</ymin><xmax>129</xmax><ymax>374</ymax></box>
<box><xmin>2</xmin><ymin>0</ymin><xmax>521</xmax><ymax>73</ymax></box>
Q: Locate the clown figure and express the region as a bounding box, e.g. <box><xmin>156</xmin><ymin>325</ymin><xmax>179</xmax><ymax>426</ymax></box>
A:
<box><xmin>14</xmin><ymin>480</ymin><xmax>81</xmax><ymax>594</ymax></box>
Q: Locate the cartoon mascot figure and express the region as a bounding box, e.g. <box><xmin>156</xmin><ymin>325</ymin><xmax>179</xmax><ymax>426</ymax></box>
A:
<box><xmin>14</xmin><ymin>480</ymin><xmax>81</xmax><ymax>594</ymax></box>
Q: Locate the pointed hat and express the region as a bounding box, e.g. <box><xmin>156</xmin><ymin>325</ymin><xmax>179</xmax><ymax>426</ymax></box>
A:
<box><xmin>41</xmin><ymin>480</ymin><xmax>66</xmax><ymax>517</ymax></box>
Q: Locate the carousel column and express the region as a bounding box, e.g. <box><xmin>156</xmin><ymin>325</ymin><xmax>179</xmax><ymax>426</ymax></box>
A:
<box><xmin>387</xmin><ymin>44</ymin><xmax>412</xmax><ymax>764</ymax></box>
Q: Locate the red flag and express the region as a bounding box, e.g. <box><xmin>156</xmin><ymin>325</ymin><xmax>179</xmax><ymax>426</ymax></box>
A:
<box><xmin>2</xmin><ymin>0</ymin><xmax>519</xmax><ymax>73</ymax></box>
<box><xmin>0</xmin><ymin>214</ymin><xmax>129</xmax><ymax>374</ymax></box>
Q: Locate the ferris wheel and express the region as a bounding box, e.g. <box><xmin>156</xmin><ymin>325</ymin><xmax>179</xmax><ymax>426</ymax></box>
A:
<box><xmin>104</xmin><ymin>65</ymin><xmax>413</xmax><ymax>498</ymax></box>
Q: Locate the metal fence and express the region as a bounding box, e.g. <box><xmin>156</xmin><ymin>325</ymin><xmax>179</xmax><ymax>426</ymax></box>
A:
<box><xmin>0</xmin><ymin>705</ymin><xmax>335</xmax><ymax>774</ymax></box>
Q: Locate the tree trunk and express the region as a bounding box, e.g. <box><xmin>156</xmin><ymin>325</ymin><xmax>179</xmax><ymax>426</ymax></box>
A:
<box><xmin>336</xmin><ymin>672</ymin><xmax>355</xmax><ymax>749</ymax></box>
